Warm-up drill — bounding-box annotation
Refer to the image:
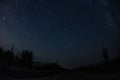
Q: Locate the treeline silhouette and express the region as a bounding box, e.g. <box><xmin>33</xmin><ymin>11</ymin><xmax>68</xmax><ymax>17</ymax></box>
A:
<box><xmin>1</xmin><ymin>44</ymin><xmax>120</xmax><ymax>77</ymax></box>
<box><xmin>0</xmin><ymin>47</ymin><xmax>34</xmax><ymax>67</ymax></box>
<box><xmin>0</xmin><ymin>46</ymin><xmax>65</xmax><ymax>78</ymax></box>
<box><xmin>74</xmin><ymin>46</ymin><xmax>120</xmax><ymax>74</ymax></box>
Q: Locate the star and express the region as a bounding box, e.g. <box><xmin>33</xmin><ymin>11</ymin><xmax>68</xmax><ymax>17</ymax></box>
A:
<box><xmin>35</xmin><ymin>5</ymin><xmax>39</xmax><ymax>9</ymax></box>
<box><xmin>65</xmin><ymin>0</ymin><xmax>69</xmax><ymax>3</ymax></box>
<box><xmin>27</xmin><ymin>0</ymin><xmax>30</xmax><ymax>2</ymax></box>
<box><xmin>108</xmin><ymin>23</ymin><xmax>112</xmax><ymax>27</ymax></box>
<box><xmin>41</xmin><ymin>0</ymin><xmax>45</xmax><ymax>3</ymax></box>
<box><xmin>48</xmin><ymin>10</ymin><xmax>52</xmax><ymax>14</ymax></box>
<box><xmin>15</xmin><ymin>0</ymin><xmax>19</xmax><ymax>5</ymax></box>
<box><xmin>2</xmin><ymin>16</ymin><xmax>6</xmax><ymax>20</ymax></box>
<box><xmin>66</xmin><ymin>7</ymin><xmax>71</xmax><ymax>11</ymax></box>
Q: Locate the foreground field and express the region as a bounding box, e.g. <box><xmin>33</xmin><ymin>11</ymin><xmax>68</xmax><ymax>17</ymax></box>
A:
<box><xmin>1</xmin><ymin>71</ymin><xmax>120</xmax><ymax>80</ymax></box>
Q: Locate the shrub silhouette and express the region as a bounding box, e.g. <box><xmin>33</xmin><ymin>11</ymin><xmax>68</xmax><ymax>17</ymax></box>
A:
<box><xmin>0</xmin><ymin>47</ymin><xmax>4</xmax><ymax>62</ymax></box>
<box><xmin>5</xmin><ymin>50</ymin><xmax>15</xmax><ymax>64</ymax></box>
<box><xmin>20</xmin><ymin>50</ymin><xmax>33</xmax><ymax>67</ymax></box>
<box><xmin>102</xmin><ymin>46</ymin><xmax>109</xmax><ymax>64</ymax></box>
<box><xmin>15</xmin><ymin>54</ymin><xmax>20</xmax><ymax>65</ymax></box>
<box><xmin>0</xmin><ymin>45</ymin><xmax>65</xmax><ymax>77</ymax></box>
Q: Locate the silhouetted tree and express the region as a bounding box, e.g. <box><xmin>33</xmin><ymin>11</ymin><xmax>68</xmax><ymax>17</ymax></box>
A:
<box><xmin>0</xmin><ymin>47</ymin><xmax>4</xmax><ymax>62</ymax></box>
<box><xmin>15</xmin><ymin>54</ymin><xmax>20</xmax><ymax>65</ymax></box>
<box><xmin>5</xmin><ymin>50</ymin><xmax>15</xmax><ymax>64</ymax></box>
<box><xmin>0</xmin><ymin>47</ymin><xmax>3</xmax><ymax>54</ymax></box>
<box><xmin>102</xmin><ymin>46</ymin><xmax>109</xmax><ymax>64</ymax></box>
<box><xmin>3</xmin><ymin>43</ymin><xmax>15</xmax><ymax>64</ymax></box>
<box><xmin>11</xmin><ymin>43</ymin><xmax>15</xmax><ymax>53</ymax></box>
<box><xmin>20</xmin><ymin>50</ymin><xmax>33</xmax><ymax>67</ymax></box>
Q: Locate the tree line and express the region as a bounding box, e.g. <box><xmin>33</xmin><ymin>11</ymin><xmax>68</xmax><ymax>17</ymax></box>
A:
<box><xmin>0</xmin><ymin>45</ymin><xmax>64</xmax><ymax>71</ymax></box>
<box><xmin>0</xmin><ymin>46</ymin><xmax>33</xmax><ymax>68</ymax></box>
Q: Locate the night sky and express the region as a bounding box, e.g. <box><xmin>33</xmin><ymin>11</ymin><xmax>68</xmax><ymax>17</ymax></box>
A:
<box><xmin>0</xmin><ymin>0</ymin><xmax>120</xmax><ymax>68</ymax></box>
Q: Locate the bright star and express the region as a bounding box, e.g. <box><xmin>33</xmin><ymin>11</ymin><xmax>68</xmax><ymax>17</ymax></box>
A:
<box><xmin>2</xmin><ymin>16</ymin><xmax>6</xmax><ymax>20</ymax></box>
<box><xmin>108</xmin><ymin>23</ymin><xmax>112</xmax><ymax>27</ymax></box>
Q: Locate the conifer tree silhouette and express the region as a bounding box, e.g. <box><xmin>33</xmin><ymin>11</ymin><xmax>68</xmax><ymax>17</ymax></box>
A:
<box><xmin>102</xmin><ymin>46</ymin><xmax>109</xmax><ymax>64</ymax></box>
<box><xmin>0</xmin><ymin>47</ymin><xmax>3</xmax><ymax>62</ymax></box>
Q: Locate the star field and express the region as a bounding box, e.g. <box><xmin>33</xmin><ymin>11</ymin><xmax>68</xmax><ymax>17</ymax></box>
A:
<box><xmin>0</xmin><ymin>0</ymin><xmax>120</xmax><ymax>68</ymax></box>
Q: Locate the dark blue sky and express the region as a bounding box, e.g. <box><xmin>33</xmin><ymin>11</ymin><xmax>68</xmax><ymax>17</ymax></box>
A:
<box><xmin>0</xmin><ymin>0</ymin><xmax>120</xmax><ymax>68</ymax></box>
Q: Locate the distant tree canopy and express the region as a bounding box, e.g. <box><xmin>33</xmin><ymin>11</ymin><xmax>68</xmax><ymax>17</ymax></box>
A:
<box><xmin>20</xmin><ymin>50</ymin><xmax>33</xmax><ymax>66</ymax></box>
<box><xmin>102</xmin><ymin>46</ymin><xmax>109</xmax><ymax>64</ymax></box>
<box><xmin>0</xmin><ymin>47</ymin><xmax>3</xmax><ymax>61</ymax></box>
<box><xmin>0</xmin><ymin>47</ymin><xmax>3</xmax><ymax>53</ymax></box>
<box><xmin>0</xmin><ymin>45</ymin><xmax>65</xmax><ymax>72</ymax></box>
<box><xmin>5</xmin><ymin>50</ymin><xmax>15</xmax><ymax>64</ymax></box>
<box><xmin>0</xmin><ymin>46</ymin><xmax>34</xmax><ymax>67</ymax></box>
